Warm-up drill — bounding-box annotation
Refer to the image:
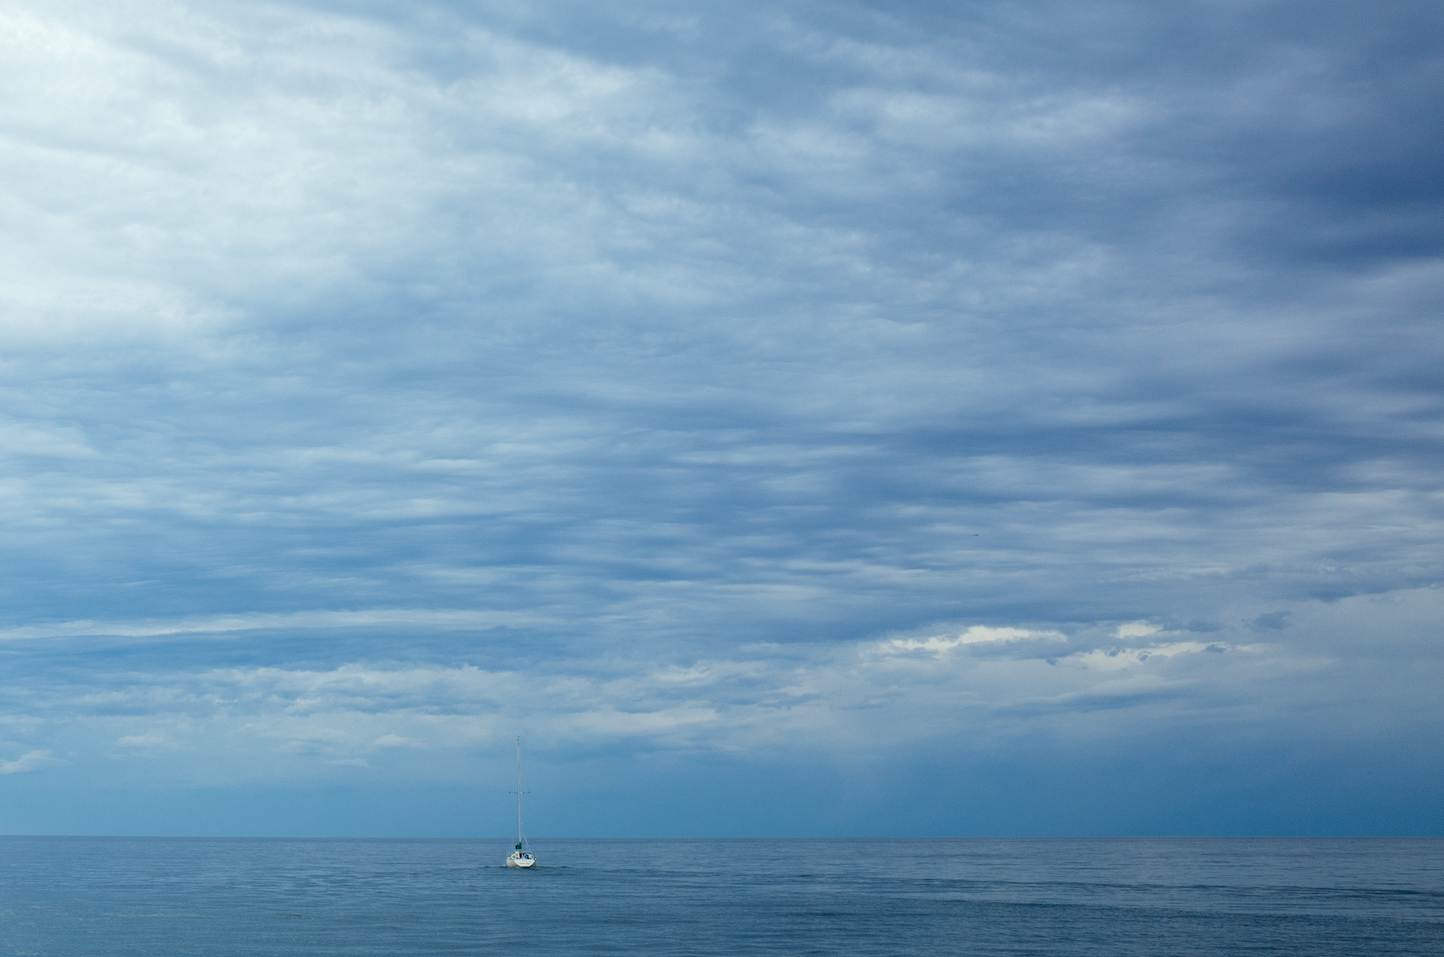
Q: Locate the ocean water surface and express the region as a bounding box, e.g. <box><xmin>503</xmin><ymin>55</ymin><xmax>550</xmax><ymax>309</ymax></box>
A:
<box><xmin>1</xmin><ymin>837</ymin><xmax>1441</xmax><ymax>955</ymax></box>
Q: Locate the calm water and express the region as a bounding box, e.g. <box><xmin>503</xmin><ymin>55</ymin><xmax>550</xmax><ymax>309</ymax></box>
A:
<box><xmin>1</xmin><ymin>837</ymin><xmax>1441</xmax><ymax>955</ymax></box>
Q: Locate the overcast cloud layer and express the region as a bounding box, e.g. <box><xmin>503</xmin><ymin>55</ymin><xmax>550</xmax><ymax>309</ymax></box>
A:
<box><xmin>1</xmin><ymin>0</ymin><xmax>1441</xmax><ymax>836</ymax></box>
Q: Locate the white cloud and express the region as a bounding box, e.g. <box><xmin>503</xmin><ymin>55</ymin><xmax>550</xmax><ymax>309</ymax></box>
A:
<box><xmin>0</xmin><ymin>749</ymin><xmax>59</xmax><ymax>774</ymax></box>
<box><xmin>0</xmin><ymin>0</ymin><xmax>677</xmax><ymax>344</ymax></box>
<box><xmin>880</xmin><ymin>625</ymin><xmax>1067</xmax><ymax>655</ymax></box>
<box><xmin>0</xmin><ymin>609</ymin><xmax>551</xmax><ymax>643</ymax></box>
<box><xmin>0</xmin><ymin>602</ymin><xmax>1383</xmax><ymax>784</ymax></box>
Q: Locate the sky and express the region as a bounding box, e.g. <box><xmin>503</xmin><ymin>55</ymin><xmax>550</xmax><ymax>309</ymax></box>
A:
<box><xmin>0</xmin><ymin>0</ymin><xmax>1441</xmax><ymax>837</ymax></box>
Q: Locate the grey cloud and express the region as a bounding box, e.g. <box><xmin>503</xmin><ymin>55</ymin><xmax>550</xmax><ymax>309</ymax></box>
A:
<box><xmin>1252</xmin><ymin>611</ymin><xmax>1291</xmax><ymax>631</ymax></box>
<box><xmin>0</xmin><ymin>0</ymin><xmax>1440</xmax><ymax>818</ymax></box>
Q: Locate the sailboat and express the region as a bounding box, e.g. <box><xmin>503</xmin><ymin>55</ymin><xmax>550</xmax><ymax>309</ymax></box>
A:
<box><xmin>506</xmin><ymin>737</ymin><xmax>536</xmax><ymax>868</ymax></box>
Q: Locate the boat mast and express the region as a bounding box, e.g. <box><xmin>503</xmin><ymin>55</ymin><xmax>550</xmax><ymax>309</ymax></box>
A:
<box><xmin>515</xmin><ymin>737</ymin><xmax>523</xmax><ymax>845</ymax></box>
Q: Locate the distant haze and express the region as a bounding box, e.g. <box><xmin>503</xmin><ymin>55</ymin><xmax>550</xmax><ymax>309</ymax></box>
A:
<box><xmin>0</xmin><ymin>0</ymin><xmax>1440</xmax><ymax>836</ymax></box>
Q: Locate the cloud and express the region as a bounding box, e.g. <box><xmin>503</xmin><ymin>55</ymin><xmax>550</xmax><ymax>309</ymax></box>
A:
<box><xmin>0</xmin><ymin>0</ymin><xmax>1440</xmax><ymax>830</ymax></box>
<box><xmin>10</xmin><ymin>588</ymin><xmax>1438</xmax><ymax>788</ymax></box>
<box><xmin>0</xmin><ymin>750</ymin><xmax>60</xmax><ymax>774</ymax></box>
<box><xmin>880</xmin><ymin>626</ymin><xmax>1067</xmax><ymax>655</ymax></box>
<box><xmin>0</xmin><ymin>609</ymin><xmax>553</xmax><ymax>644</ymax></box>
<box><xmin>1252</xmin><ymin>611</ymin><xmax>1292</xmax><ymax>631</ymax></box>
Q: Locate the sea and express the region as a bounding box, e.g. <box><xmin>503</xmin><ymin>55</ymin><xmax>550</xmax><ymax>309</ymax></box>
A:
<box><xmin>1</xmin><ymin>837</ymin><xmax>1441</xmax><ymax>956</ymax></box>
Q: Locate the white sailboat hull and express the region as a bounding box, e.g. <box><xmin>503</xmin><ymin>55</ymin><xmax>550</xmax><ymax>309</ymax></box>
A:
<box><xmin>506</xmin><ymin>852</ymin><xmax>536</xmax><ymax>868</ymax></box>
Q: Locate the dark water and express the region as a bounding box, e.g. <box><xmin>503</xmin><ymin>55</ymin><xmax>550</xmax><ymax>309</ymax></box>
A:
<box><xmin>1</xmin><ymin>837</ymin><xmax>1441</xmax><ymax>955</ymax></box>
